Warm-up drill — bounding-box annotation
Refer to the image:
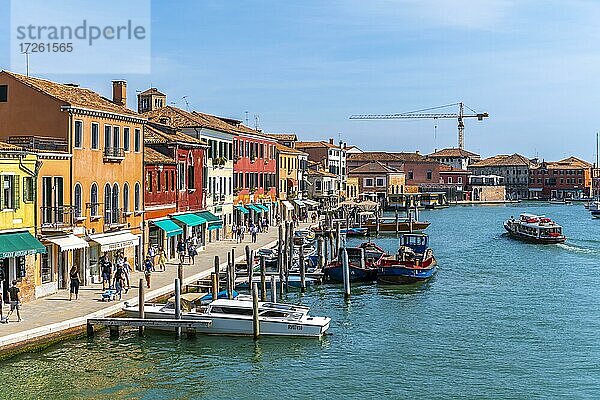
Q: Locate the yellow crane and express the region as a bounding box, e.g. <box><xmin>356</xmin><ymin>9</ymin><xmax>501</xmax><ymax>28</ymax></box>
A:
<box><xmin>349</xmin><ymin>102</ymin><xmax>489</xmax><ymax>149</ymax></box>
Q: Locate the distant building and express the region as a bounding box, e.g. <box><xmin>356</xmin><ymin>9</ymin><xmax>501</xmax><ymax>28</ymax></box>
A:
<box><xmin>428</xmin><ymin>148</ymin><xmax>480</xmax><ymax>170</ymax></box>
<box><xmin>266</xmin><ymin>133</ymin><xmax>298</xmax><ymax>149</ymax></box>
<box><xmin>345</xmin><ymin>145</ymin><xmax>363</xmax><ymax>154</ymax></box>
<box><xmin>528</xmin><ymin>156</ymin><xmax>592</xmax><ymax>199</ymax></box>
<box><xmin>469</xmin><ymin>154</ymin><xmax>533</xmax><ymax>200</ymax></box>
<box><xmin>347</xmin><ymin>161</ymin><xmax>405</xmax><ymax>202</ymax></box>
<box><xmin>296</xmin><ymin>139</ymin><xmax>347</xmax><ymax>192</ymax></box>
<box><xmin>306</xmin><ymin>168</ymin><xmax>339</xmax><ymax>209</ymax></box>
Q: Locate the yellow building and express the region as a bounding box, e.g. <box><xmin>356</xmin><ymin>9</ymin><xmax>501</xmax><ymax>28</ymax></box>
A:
<box><xmin>276</xmin><ymin>144</ymin><xmax>305</xmax><ymax>220</ymax></box>
<box><xmin>346</xmin><ymin>177</ymin><xmax>359</xmax><ymax>200</ymax></box>
<box><xmin>0</xmin><ymin>142</ymin><xmax>46</xmax><ymax>303</ymax></box>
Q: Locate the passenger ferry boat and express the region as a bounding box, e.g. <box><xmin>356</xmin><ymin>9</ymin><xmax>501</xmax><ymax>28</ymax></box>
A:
<box><xmin>123</xmin><ymin>298</ymin><xmax>330</xmax><ymax>337</ymax></box>
<box><xmin>503</xmin><ymin>213</ymin><xmax>566</xmax><ymax>244</ymax></box>
<box><xmin>377</xmin><ymin>233</ymin><xmax>437</xmax><ymax>284</ymax></box>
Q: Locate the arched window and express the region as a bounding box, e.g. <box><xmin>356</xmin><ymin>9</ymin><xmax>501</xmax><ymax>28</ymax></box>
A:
<box><xmin>90</xmin><ymin>183</ymin><xmax>98</xmax><ymax>216</ymax></box>
<box><xmin>74</xmin><ymin>183</ymin><xmax>82</xmax><ymax>217</ymax></box>
<box><xmin>123</xmin><ymin>183</ymin><xmax>129</xmax><ymax>213</ymax></box>
<box><xmin>104</xmin><ymin>183</ymin><xmax>112</xmax><ymax>222</ymax></box>
<box><xmin>112</xmin><ymin>183</ymin><xmax>119</xmax><ymax>223</ymax></box>
<box><xmin>134</xmin><ymin>182</ymin><xmax>140</xmax><ymax>211</ymax></box>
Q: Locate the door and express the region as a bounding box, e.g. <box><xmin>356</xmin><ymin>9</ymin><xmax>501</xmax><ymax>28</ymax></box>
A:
<box><xmin>57</xmin><ymin>251</ymin><xmax>68</xmax><ymax>289</ymax></box>
<box><xmin>0</xmin><ymin>258</ymin><xmax>9</xmax><ymax>303</ymax></box>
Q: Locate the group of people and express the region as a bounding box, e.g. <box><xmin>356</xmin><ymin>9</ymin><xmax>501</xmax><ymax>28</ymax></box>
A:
<box><xmin>100</xmin><ymin>251</ymin><xmax>133</xmax><ymax>300</ymax></box>
<box><xmin>232</xmin><ymin>218</ymin><xmax>269</xmax><ymax>243</ymax></box>
<box><xmin>176</xmin><ymin>236</ymin><xmax>200</xmax><ymax>265</ymax></box>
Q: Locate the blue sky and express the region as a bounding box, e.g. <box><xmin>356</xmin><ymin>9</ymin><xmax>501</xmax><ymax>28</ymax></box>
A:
<box><xmin>1</xmin><ymin>0</ymin><xmax>600</xmax><ymax>161</ymax></box>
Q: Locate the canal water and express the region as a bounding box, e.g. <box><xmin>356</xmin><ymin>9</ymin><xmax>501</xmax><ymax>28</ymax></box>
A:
<box><xmin>1</xmin><ymin>204</ymin><xmax>599</xmax><ymax>399</ymax></box>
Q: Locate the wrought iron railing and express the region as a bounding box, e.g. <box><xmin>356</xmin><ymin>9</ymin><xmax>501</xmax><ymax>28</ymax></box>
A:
<box><xmin>103</xmin><ymin>147</ymin><xmax>125</xmax><ymax>160</ymax></box>
<box><xmin>40</xmin><ymin>206</ymin><xmax>75</xmax><ymax>230</ymax></box>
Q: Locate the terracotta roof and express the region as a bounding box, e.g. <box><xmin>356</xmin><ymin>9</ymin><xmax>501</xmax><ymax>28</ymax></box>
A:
<box><xmin>390</xmin><ymin>152</ymin><xmax>433</xmax><ymax>162</ymax></box>
<box><xmin>308</xmin><ymin>169</ymin><xmax>338</xmax><ymax>178</ymax></box>
<box><xmin>266</xmin><ymin>133</ymin><xmax>298</xmax><ymax>141</ymax></box>
<box><xmin>139</xmin><ymin>87</ymin><xmax>166</xmax><ymax>96</ymax></box>
<box><xmin>439</xmin><ymin>165</ymin><xmax>471</xmax><ymax>173</ymax></box>
<box><xmin>142</xmin><ymin>106</ymin><xmax>236</xmax><ymax>133</ymax></box>
<box><xmin>144</xmin><ymin>122</ymin><xmax>206</xmax><ymax>146</ymax></box>
<box><xmin>347</xmin><ymin>152</ymin><xmax>403</xmax><ymax>162</ymax></box>
<box><xmin>429</xmin><ymin>148</ymin><xmax>480</xmax><ymax>158</ymax></box>
<box><xmin>348</xmin><ymin>161</ymin><xmax>399</xmax><ymax>175</ymax></box>
<box><xmin>3</xmin><ymin>71</ymin><xmax>140</xmax><ymax>117</ymax></box>
<box><xmin>144</xmin><ymin>148</ymin><xmax>176</xmax><ymax>165</ymax></box>
<box><xmin>276</xmin><ymin>143</ymin><xmax>305</xmax><ymax>155</ymax></box>
<box><xmin>296</xmin><ymin>141</ymin><xmax>341</xmax><ymax>150</ymax></box>
<box><xmin>470</xmin><ymin>154</ymin><xmax>532</xmax><ymax>168</ymax></box>
<box><xmin>535</xmin><ymin>156</ymin><xmax>592</xmax><ymax>170</ymax></box>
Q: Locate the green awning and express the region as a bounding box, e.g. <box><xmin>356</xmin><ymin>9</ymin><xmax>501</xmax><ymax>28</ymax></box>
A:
<box><xmin>256</xmin><ymin>204</ymin><xmax>269</xmax><ymax>212</ymax></box>
<box><xmin>247</xmin><ymin>204</ymin><xmax>263</xmax><ymax>213</ymax></box>
<box><xmin>207</xmin><ymin>222</ymin><xmax>223</xmax><ymax>230</ymax></box>
<box><xmin>236</xmin><ymin>205</ymin><xmax>249</xmax><ymax>214</ymax></box>
<box><xmin>0</xmin><ymin>231</ymin><xmax>46</xmax><ymax>258</ymax></box>
<box><xmin>196</xmin><ymin>211</ymin><xmax>221</xmax><ymax>223</ymax></box>
<box><xmin>172</xmin><ymin>213</ymin><xmax>207</xmax><ymax>227</ymax></box>
<box><xmin>153</xmin><ymin>219</ymin><xmax>183</xmax><ymax>237</ymax></box>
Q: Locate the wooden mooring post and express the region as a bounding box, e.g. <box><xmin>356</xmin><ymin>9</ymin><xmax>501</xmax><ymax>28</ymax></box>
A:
<box><xmin>214</xmin><ymin>255</ymin><xmax>220</xmax><ymax>295</ymax></box>
<box><xmin>175</xmin><ymin>278</ymin><xmax>182</xmax><ymax>338</ymax></box>
<box><xmin>341</xmin><ymin>247</ymin><xmax>351</xmax><ymax>299</ymax></box>
<box><xmin>252</xmin><ymin>283</ymin><xmax>260</xmax><ymax>339</ymax></box>
<box><xmin>334</xmin><ymin>222</ymin><xmax>340</xmax><ymax>257</ymax></box>
<box><xmin>227</xmin><ymin>251</ymin><xmax>233</xmax><ymax>299</ymax></box>
<box><xmin>260</xmin><ymin>255</ymin><xmax>267</xmax><ymax>301</ymax></box>
<box><xmin>395</xmin><ymin>206</ymin><xmax>399</xmax><ymax>234</ymax></box>
<box><xmin>211</xmin><ymin>273</ymin><xmax>218</xmax><ymax>301</ymax></box>
<box><xmin>231</xmin><ymin>248</ymin><xmax>236</xmax><ymax>294</ymax></box>
<box><xmin>138</xmin><ymin>278</ymin><xmax>145</xmax><ymax>336</ymax></box>
<box><xmin>270</xmin><ymin>275</ymin><xmax>277</xmax><ymax>302</ymax></box>
<box><xmin>178</xmin><ymin>263</ymin><xmax>184</xmax><ymax>292</ymax></box>
<box><xmin>278</xmin><ymin>225</ymin><xmax>285</xmax><ymax>297</ymax></box>
<box><xmin>299</xmin><ymin>241</ymin><xmax>306</xmax><ymax>293</ymax></box>
<box><xmin>317</xmin><ymin>236</ymin><xmax>324</xmax><ymax>269</ymax></box>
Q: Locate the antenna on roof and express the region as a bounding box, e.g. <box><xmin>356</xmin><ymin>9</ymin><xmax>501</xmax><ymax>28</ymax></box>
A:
<box><xmin>24</xmin><ymin>52</ymin><xmax>30</xmax><ymax>77</ymax></box>
<box><xmin>182</xmin><ymin>96</ymin><xmax>190</xmax><ymax>112</ymax></box>
<box><xmin>245</xmin><ymin>111</ymin><xmax>249</xmax><ymax>125</ymax></box>
<box><xmin>254</xmin><ymin>114</ymin><xmax>260</xmax><ymax>130</ymax></box>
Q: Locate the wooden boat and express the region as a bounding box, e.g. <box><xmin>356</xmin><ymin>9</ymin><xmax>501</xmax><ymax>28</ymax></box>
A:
<box><xmin>324</xmin><ymin>242</ymin><xmax>386</xmax><ymax>282</ymax></box>
<box><xmin>340</xmin><ymin>227</ymin><xmax>369</xmax><ymax>236</ymax></box>
<box><xmin>377</xmin><ymin>233</ymin><xmax>437</xmax><ymax>284</ymax></box>
<box><xmin>503</xmin><ymin>213</ymin><xmax>566</xmax><ymax>244</ymax></box>
<box><xmin>590</xmin><ymin>201</ymin><xmax>600</xmax><ymax>218</ymax></box>
<box><xmin>549</xmin><ymin>198</ymin><xmax>572</xmax><ymax>205</ymax></box>
<box><xmin>362</xmin><ymin>217</ymin><xmax>430</xmax><ymax>233</ymax></box>
<box><xmin>123</xmin><ymin>298</ymin><xmax>330</xmax><ymax>337</ymax></box>
<box><xmin>235</xmin><ymin>275</ymin><xmax>317</xmax><ymax>289</ymax></box>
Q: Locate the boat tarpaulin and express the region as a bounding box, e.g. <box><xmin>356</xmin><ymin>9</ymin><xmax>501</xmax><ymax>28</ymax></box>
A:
<box><xmin>236</xmin><ymin>205</ymin><xmax>249</xmax><ymax>214</ymax></box>
<box><xmin>45</xmin><ymin>234</ymin><xmax>89</xmax><ymax>251</ymax></box>
<box><xmin>172</xmin><ymin>213</ymin><xmax>207</xmax><ymax>227</ymax></box>
<box><xmin>282</xmin><ymin>200</ymin><xmax>294</xmax><ymax>211</ymax></box>
<box><xmin>0</xmin><ymin>231</ymin><xmax>46</xmax><ymax>258</ymax></box>
<box><xmin>89</xmin><ymin>232</ymin><xmax>140</xmax><ymax>252</ymax></box>
<box><xmin>153</xmin><ymin>219</ymin><xmax>183</xmax><ymax>237</ymax></box>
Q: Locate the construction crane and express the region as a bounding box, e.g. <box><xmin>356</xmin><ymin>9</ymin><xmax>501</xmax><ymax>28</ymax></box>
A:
<box><xmin>349</xmin><ymin>102</ymin><xmax>488</xmax><ymax>149</ymax></box>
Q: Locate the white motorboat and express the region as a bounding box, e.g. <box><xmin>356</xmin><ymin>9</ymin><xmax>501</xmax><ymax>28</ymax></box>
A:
<box><xmin>123</xmin><ymin>298</ymin><xmax>330</xmax><ymax>337</ymax></box>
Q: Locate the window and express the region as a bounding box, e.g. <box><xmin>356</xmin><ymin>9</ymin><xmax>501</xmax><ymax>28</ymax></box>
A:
<box><xmin>364</xmin><ymin>178</ymin><xmax>374</xmax><ymax>187</ymax></box>
<box><xmin>104</xmin><ymin>125</ymin><xmax>111</xmax><ymax>148</ymax></box>
<box><xmin>134</xmin><ymin>182</ymin><xmax>141</xmax><ymax>211</ymax></box>
<box><xmin>188</xmin><ymin>165</ymin><xmax>195</xmax><ymax>189</ymax></box>
<box><xmin>104</xmin><ymin>184</ymin><xmax>112</xmax><ymax>222</ymax></box>
<box><xmin>426</xmin><ymin>170</ymin><xmax>432</xmax><ymax>180</ymax></box>
<box><xmin>376</xmin><ymin>178</ymin><xmax>385</xmax><ymax>187</ymax></box>
<box><xmin>74</xmin><ymin>120</ymin><xmax>83</xmax><ymax>148</ymax></box>
<box><xmin>165</xmin><ymin>171</ymin><xmax>169</xmax><ymax>192</ymax></box>
<box><xmin>41</xmin><ymin>246</ymin><xmax>52</xmax><ymax>283</ymax></box>
<box><xmin>112</xmin><ymin>183</ymin><xmax>119</xmax><ymax>223</ymax></box>
<box><xmin>458</xmin><ymin>177</ymin><xmax>463</xmax><ymax>184</ymax></box>
<box><xmin>147</xmin><ymin>171</ymin><xmax>154</xmax><ymax>192</ymax></box>
<box><xmin>123</xmin><ymin>183</ymin><xmax>129</xmax><ymax>213</ymax></box>
<box><xmin>448</xmin><ymin>177</ymin><xmax>453</xmax><ymax>184</ymax></box>
<box><xmin>134</xmin><ymin>128</ymin><xmax>141</xmax><ymax>152</ymax></box>
<box><xmin>157</xmin><ymin>172</ymin><xmax>162</xmax><ymax>192</ymax></box>
<box><xmin>91</xmin><ymin>123</ymin><xmax>99</xmax><ymax>149</ymax></box>
<box><xmin>90</xmin><ymin>183</ymin><xmax>99</xmax><ymax>216</ymax></box>
<box><xmin>170</xmin><ymin>171</ymin><xmax>175</xmax><ymax>191</ymax></box>
<box><xmin>1</xmin><ymin>175</ymin><xmax>18</xmax><ymax>210</ymax></box>
<box><xmin>0</xmin><ymin>85</ymin><xmax>7</xmax><ymax>102</ymax></box>
<box><xmin>123</xmin><ymin>127</ymin><xmax>130</xmax><ymax>151</ymax></box>
<box><xmin>407</xmin><ymin>170</ymin><xmax>414</xmax><ymax>180</ymax></box>
<box><xmin>113</xmin><ymin>126</ymin><xmax>120</xmax><ymax>150</ymax></box>
<box><xmin>74</xmin><ymin>183</ymin><xmax>82</xmax><ymax>217</ymax></box>
<box><xmin>23</xmin><ymin>177</ymin><xmax>34</xmax><ymax>202</ymax></box>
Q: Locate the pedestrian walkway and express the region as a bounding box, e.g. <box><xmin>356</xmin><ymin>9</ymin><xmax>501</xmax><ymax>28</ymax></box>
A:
<box><xmin>0</xmin><ymin>225</ymin><xmax>302</xmax><ymax>352</ymax></box>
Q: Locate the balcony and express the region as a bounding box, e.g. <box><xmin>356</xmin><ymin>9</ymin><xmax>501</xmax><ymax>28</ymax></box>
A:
<box><xmin>104</xmin><ymin>208</ymin><xmax>126</xmax><ymax>229</ymax></box>
<box><xmin>40</xmin><ymin>206</ymin><xmax>75</xmax><ymax>232</ymax></box>
<box><xmin>212</xmin><ymin>193</ymin><xmax>226</xmax><ymax>204</ymax></box>
<box><xmin>103</xmin><ymin>147</ymin><xmax>125</xmax><ymax>162</ymax></box>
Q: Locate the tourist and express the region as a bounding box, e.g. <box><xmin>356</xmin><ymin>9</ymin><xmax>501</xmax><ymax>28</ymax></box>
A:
<box><xmin>188</xmin><ymin>241</ymin><xmax>197</xmax><ymax>264</ymax></box>
<box><xmin>191</xmin><ymin>234</ymin><xmax>199</xmax><ymax>249</ymax></box>
<box><xmin>114</xmin><ymin>264</ymin><xmax>125</xmax><ymax>300</ymax></box>
<box><xmin>251</xmin><ymin>224</ymin><xmax>258</xmax><ymax>243</ymax></box>
<box><xmin>177</xmin><ymin>240</ymin><xmax>186</xmax><ymax>264</ymax></box>
<box><xmin>239</xmin><ymin>224</ymin><xmax>246</xmax><ymax>242</ymax></box>
<box><xmin>101</xmin><ymin>255</ymin><xmax>112</xmax><ymax>290</ymax></box>
<box><xmin>69</xmin><ymin>266</ymin><xmax>80</xmax><ymax>301</ymax></box>
<box><xmin>158</xmin><ymin>249</ymin><xmax>167</xmax><ymax>272</ymax></box>
<box><xmin>7</xmin><ymin>281</ymin><xmax>21</xmax><ymax>322</ymax></box>
<box><xmin>123</xmin><ymin>256</ymin><xmax>132</xmax><ymax>291</ymax></box>
<box><xmin>148</xmin><ymin>245</ymin><xmax>156</xmax><ymax>267</ymax></box>
<box><xmin>311</xmin><ymin>212</ymin><xmax>317</xmax><ymax>223</ymax></box>
<box><xmin>262</xmin><ymin>217</ymin><xmax>269</xmax><ymax>233</ymax></box>
<box><xmin>232</xmin><ymin>224</ymin><xmax>238</xmax><ymax>241</ymax></box>
<box><xmin>144</xmin><ymin>256</ymin><xmax>154</xmax><ymax>288</ymax></box>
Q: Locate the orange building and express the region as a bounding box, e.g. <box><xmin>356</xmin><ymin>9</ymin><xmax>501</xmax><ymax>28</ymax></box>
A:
<box><xmin>0</xmin><ymin>71</ymin><xmax>145</xmax><ymax>286</ymax></box>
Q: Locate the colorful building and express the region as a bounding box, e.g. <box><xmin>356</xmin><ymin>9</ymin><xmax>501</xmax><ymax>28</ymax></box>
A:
<box><xmin>428</xmin><ymin>148</ymin><xmax>480</xmax><ymax>170</ymax></box>
<box><xmin>275</xmin><ymin>143</ymin><xmax>306</xmax><ymax>220</ymax></box>
<box><xmin>347</xmin><ymin>161</ymin><xmax>405</xmax><ymax>202</ymax></box>
<box><xmin>528</xmin><ymin>157</ymin><xmax>592</xmax><ymax>200</ymax></box>
<box><xmin>0</xmin><ymin>71</ymin><xmax>146</xmax><ymax>285</ymax></box>
<box><xmin>469</xmin><ymin>154</ymin><xmax>534</xmax><ymax>200</ymax></box>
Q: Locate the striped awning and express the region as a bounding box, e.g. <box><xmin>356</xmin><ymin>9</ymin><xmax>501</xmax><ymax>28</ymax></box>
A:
<box><xmin>152</xmin><ymin>219</ymin><xmax>183</xmax><ymax>237</ymax></box>
<box><xmin>0</xmin><ymin>231</ymin><xmax>46</xmax><ymax>258</ymax></box>
<box><xmin>172</xmin><ymin>213</ymin><xmax>207</xmax><ymax>227</ymax></box>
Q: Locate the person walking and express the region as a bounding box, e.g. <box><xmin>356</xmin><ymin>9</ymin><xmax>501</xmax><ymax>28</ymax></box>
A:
<box><xmin>239</xmin><ymin>224</ymin><xmax>246</xmax><ymax>242</ymax></box>
<box><xmin>251</xmin><ymin>224</ymin><xmax>258</xmax><ymax>243</ymax></box>
<box><xmin>188</xmin><ymin>242</ymin><xmax>197</xmax><ymax>264</ymax></box>
<box><xmin>69</xmin><ymin>266</ymin><xmax>80</xmax><ymax>301</ymax></box>
<box><xmin>158</xmin><ymin>249</ymin><xmax>167</xmax><ymax>272</ymax></box>
<box><xmin>148</xmin><ymin>245</ymin><xmax>156</xmax><ymax>267</ymax></box>
<box><xmin>144</xmin><ymin>256</ymin><xmax>154</xmax><ymax>289</ymax></box>
<box><xmin>123</xmin><ymin>257</ymin><xmax>132</xmax><ymax>292</ymax></box>
<box><xmin>7</xmin><ymin>281</ymin><xmax>21</xmax><ymax>322</ymax></box>
<box><xmin>177</xmin><ymin>240</ymin><xmax>186</xmax><ymax>264</ymax></box>
<box><xmin>113</xmin><ymin>264</ymin><xmax>125</xmax><ymax>300</ymax></box>
<box><xmin>100</xmin><ymin>255</ymin><xmax>112</xmax><ymax>290</ymax></box>
<box><xmin>232</xmin><ymin>224</ymin><xmax>237</xmax><ymax>242</ymax></box>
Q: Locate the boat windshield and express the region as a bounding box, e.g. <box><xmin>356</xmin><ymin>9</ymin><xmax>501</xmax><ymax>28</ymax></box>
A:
<box><xmin>209</xmin><ymin>306</ymin><xmax>254</xmax><ymax>316</ymax></box>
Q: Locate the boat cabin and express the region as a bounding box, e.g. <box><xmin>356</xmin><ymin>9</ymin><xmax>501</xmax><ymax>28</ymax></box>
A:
<box><xmin>512</xmin><ymin>214</ymin><xmax>563</xmax><ymax>239</ymax></box>
<box><xmin>400</xmin><ymin>233</ymin><xmax>429</xmax><ymax>254</ymax></box>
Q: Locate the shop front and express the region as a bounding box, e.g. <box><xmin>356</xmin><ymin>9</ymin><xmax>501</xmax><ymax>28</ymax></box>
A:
<box><xmin>197</xmin><ymin>211</ymin><xmax>223</xmax><ymax>243</ymax></box>
<box><xmin>42</xmin><ymin>234</ymin><xmax>89</xmax><ymax>287</ymax></box>
<box><xmin>88</xmin><ymin>231</ymin><xmax>141</xmax><ymax>281</ymax></box>
<box><xmin>281</xmin><ymin>200</ymin><xmax>294</xmax><ymax>221</ymax></box>
<box><xmin>0</xmin><ymin>230</ymin><xmax>46</xmax><ymax>303</ymax></box>
<box><xmin>171</xmin><ymin>212</ymin><xmax>207</xmax><ymax>245</ymax></box>
<box><xmin>235</xmin><ymin>205</ymin><xmax>249</xmax><ymax>226</ymax></box>
<box><xmin>149</xmin><ymin>219</ymin><xmax>183</xmax><ymax>260</ymax></box>
<box><xmin>247</xmin><ymin>204</ymin><xmax>264</xmax><ymax>226</ymax></box>
<box><xmin>293</xmin><ymin>199</ymin><xmax>307</xmax><ymax>221</ymax></box>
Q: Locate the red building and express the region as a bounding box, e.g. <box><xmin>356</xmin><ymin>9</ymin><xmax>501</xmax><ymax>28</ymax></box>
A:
<box><xmin>528</xmin><ymin>157</ymin><xmax>592</xmax><ymax>200</ymax></box>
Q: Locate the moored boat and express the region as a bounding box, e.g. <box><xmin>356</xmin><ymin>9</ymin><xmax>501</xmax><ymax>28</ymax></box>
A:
<box><xmin>123</xmin><ymin>298</ymin><xmax>330</xmax><ymax>337</ymax></box>
<box><xmin>377</xmin><ymin>233</ymin><xmax>437</xmax><ymax>284</ymax></box>
<box><xmin>324</xmin><ymin>242</ymin><xmax>386</xmax><ymax>282</ymax></box>
<box><xmin>340</xmin><ymin>227</ymin><xmax>369</xmax><ymax>236</ymax></box>
<box><xmin>503</xmin><ymin>213</ymin><xmax>566</xmax><ymax>244</ymax></box>
<box><xmin>362</xmin><ymin>217</ymin><xmax>430</xmax><ymax>233</ymax></box>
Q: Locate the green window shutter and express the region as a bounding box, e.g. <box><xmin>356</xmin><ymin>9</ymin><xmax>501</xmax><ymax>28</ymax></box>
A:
<box><xmin>13</xmin><ymin>175</ymin><xmax>20</xmax><ymax>209</ymax></box>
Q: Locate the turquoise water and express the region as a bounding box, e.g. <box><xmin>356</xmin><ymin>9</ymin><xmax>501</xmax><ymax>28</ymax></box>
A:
<box><xmin>1</xmin><ymin>204</ymin><xmax>600</xmax><ymax>399</ymax></box>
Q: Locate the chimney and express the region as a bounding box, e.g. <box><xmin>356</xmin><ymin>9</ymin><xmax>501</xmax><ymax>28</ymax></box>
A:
<box><xmin>329</xmin><ymin>138</ymin><xmax>334</xmax><ymax>145</ymax></box>
<box><xmin>112</xmin><ymin>80</ymin><xmax>127</xmax><ymax>107</ymax></box>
